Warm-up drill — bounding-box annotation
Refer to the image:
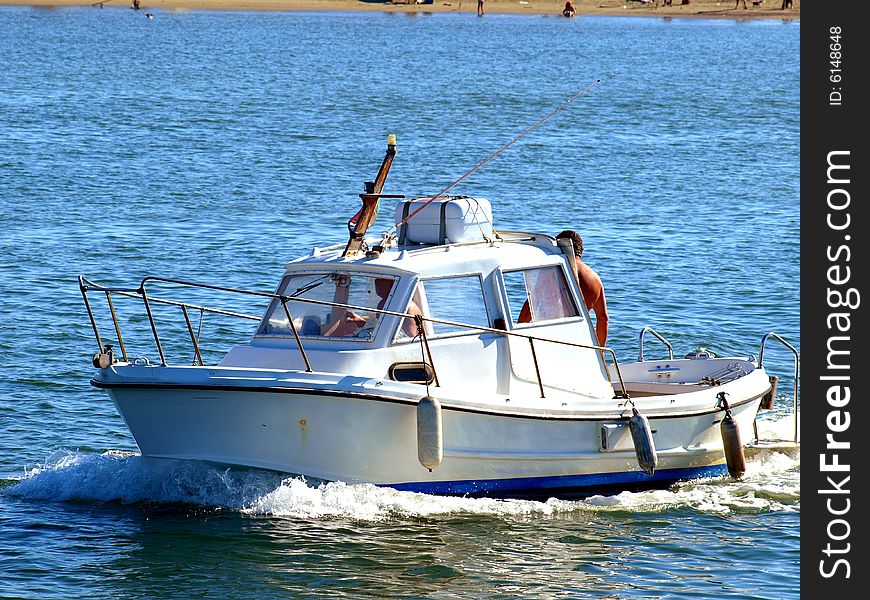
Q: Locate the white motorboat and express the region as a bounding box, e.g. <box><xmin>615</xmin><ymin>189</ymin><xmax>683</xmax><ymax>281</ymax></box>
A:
<box><xmin>80</xmin><ymin>136</ymin><xmax>799</xmax><ymax>498</ymax></box>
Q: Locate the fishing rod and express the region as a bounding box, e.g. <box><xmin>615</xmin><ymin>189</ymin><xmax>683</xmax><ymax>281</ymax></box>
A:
<box><xmin>385</xmin><ymin>79</ymin><xmax>601</xmax><ymax>240</ymax></box>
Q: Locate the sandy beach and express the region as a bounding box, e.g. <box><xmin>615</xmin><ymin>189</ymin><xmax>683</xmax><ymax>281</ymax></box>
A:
<box><xmin>0</xmin><ymin>0</ymin><xmax>799</xmax><ymax>18</ymax></box>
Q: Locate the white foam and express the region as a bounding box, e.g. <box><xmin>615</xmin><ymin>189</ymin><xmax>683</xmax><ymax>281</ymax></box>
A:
<box><xmin>5</xmin><ymin>450</ymin><xmax>285</xmax><ymax>509</ymax></box>
<box><xmin>4</xmin><ymin>447</ymin><xmax>799</xmax><ymax>520</ymax></box>
<box><xmin>755</xmin><ymin>410</ymin><xmax>800</xmax><ymax>442</ymax></box>
<box><xmin>243</xmin><ymin>478</ymin><xmax>581</xmax><ymax>520</ymax></box>
<box><xmin>583</xmin><ymin>444</ymin><xmax>800</xmax><ymax>515</ymax></box>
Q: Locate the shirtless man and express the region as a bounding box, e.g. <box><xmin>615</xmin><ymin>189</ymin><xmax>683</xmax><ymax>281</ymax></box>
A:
<box><xmin>556</xmin><ymin>230</ymin><xmax>609</xmax><ymax>347</ymax></box>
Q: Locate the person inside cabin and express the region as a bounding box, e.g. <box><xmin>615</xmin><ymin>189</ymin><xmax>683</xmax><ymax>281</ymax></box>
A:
<box><xmin>517</xmin><ymin>230</ymin><xmax>609</xmax><ymax>347</ymax></box>
<box><xmin>321</xmin><ymin>274</ymin><xmax>365</xmax><ymax>337</ymax></box>
<box><xmin>373</xmin><ymin>278</ymin><xmax>422</xmax><ymax>338</ymax></box>
<box><xmin>563</xmin><ymin>0</ymin><xmax>576</xmax><ymax>17</ymax></box>
<box><xmin>397</xmin><ymin>283</ymin><xmax>425</xmax><ymax>339</ymax></box>
<box><xmin>321</xmin><ymin>275</ymin><xmax>421</xmax><ymax>338</ymax></box>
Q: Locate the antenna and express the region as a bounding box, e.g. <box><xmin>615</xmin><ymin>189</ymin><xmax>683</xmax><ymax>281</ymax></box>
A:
<box><xmin>388</xmin><ymin>79</ymin><xmax>601</xmax><ymax>238</ymax></box>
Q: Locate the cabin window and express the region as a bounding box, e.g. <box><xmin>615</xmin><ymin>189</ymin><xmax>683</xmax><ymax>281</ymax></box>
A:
<box><xmin>503</xmin><ymin>266</ymin><xmax>578</xmax><ymax>325</ymax></box>
<box><xmin>410</xmin><ymin>275</ymin><xmax>489</xmax><ymax>337</ymax></box>
<box><xmin>388</xmin><ymin>362</ymin><xmax>436</xmax><ymax>385</ymax></box>
<box><xmin>257</xmin><ymin>272</ymin><xmax>398</xmax><ymax>341</ymax></box>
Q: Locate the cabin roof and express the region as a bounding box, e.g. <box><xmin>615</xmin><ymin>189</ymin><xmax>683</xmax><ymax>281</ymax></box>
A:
<box><xmin>285</xmin><ymin>231</ymin><xmax>567</xmax><ymax>278</ymax></box>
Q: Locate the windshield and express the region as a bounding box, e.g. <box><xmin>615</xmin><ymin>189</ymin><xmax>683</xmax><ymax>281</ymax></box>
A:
<box><xmin>257</xmin><ymin>272</ymin><xmax>398</xmax><ymax>341</ymax></box>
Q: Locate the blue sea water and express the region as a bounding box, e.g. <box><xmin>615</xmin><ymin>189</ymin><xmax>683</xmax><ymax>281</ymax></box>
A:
<box><xmin>0</xmin><ymin>6</ymin><xmax>799</xmax><ymax>599</ymax></box>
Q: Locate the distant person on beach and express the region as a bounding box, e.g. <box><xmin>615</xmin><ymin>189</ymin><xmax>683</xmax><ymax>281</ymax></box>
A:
<box><xmin>781</xmin><ymin>0</ymin><xmax>793</xmax><ymax>7</ymax></box>
<box><xmin>477</xmin><ymin>0</ymin><xmax>484</xmax><ymax>16</ymax></box>
<box><xmin>735</xmin><ymin>0</ymin><xmax>747</xmax><ymax>8</ymax></box>
<box><xmin>132</xmin><ymin>0</ymin><xmax>140</xmax><ymax>9</ymax></box>
<box><xmin>563</xmin><ymin>0</ymin><xmax>576</xmax><ymax>17</ymax></box>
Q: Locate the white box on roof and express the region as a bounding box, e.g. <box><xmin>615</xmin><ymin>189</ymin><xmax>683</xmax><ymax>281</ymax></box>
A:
<box><xmin>395</xmin><ymin>196</ymin><xmax>493</xmax><ymax>245</ymax></box>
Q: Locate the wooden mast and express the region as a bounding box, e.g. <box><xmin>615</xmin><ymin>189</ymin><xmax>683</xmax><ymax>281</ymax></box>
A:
<box><xmin>342</xmin><ymin>134</ymin><xmax>400</xmax><ymax>257</ymax></box>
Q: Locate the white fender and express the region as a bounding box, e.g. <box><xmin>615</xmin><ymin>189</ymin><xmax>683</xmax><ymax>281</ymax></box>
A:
<box><xmin>417</xmin><ymin>395</ymin><xmax>443</xmax><ymax>471</ymax></box>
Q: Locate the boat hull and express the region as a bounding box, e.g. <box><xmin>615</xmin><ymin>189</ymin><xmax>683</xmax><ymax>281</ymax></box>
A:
<box><xmin>98</xmin><ymin>373</ymin><xmax>764</xmax><ymax>498</ymax></box>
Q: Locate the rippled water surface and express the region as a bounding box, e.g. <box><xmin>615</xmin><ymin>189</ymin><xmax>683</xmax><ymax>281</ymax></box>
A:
<box><xmin>0</xmin><ymin>6</ymin><xmax>799</xmax><ymax>599</ymax></box>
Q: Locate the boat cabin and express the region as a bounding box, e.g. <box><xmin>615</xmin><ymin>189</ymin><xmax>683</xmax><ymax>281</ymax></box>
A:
<box><xmin>219</xmin><ymin>197</ymin><xmax>614</xmax><ymax>401</ymax></box>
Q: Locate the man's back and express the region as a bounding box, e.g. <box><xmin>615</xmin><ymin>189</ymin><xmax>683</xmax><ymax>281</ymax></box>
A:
<box><xmin>575</xmin><ymin>258</ymin><xmax>608</xmax><ymax>346</ymax></box>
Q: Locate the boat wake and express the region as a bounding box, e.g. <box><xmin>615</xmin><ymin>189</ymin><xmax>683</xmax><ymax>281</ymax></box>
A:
<box><xmin>584</xmin><ymin>450</ymin><xmax>799</xmax><ymax>515</ymax></box>
<box><xmin>3</xmin><ymin>416</ymin><xmax>798</xmax><ymax>520</ymax></box>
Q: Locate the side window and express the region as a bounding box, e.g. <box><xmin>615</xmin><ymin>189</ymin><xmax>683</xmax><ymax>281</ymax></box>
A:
<box><xmin>503</xmin><ymin>266</ymin><xmax>578</xmax><ymax>326</ymax></box>
<box><xmin>503</xmin><ymin>271</ymin><xmax>530</xmax><ymax>326</ymax></box>
<box><xmin>417</xmin><ymin>275</ymin><xmax>489</xmax><ymax>337</ymax></box>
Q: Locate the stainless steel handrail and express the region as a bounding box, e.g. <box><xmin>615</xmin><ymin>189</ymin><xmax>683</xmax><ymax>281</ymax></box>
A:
<box><xmin>80</xmin><ymin>275</ymin><xmax>630</xmax><ymax>399</ymax></box>
<box><xmin>79</xmin><ymin>275</ymin><xmax>263</xmax><ymax>368</ymax></box>
<box><xmin>759</xmin><ymin>331</ymin><xmax>800</xmax><ymax>444</ymax></box>
<box><xmin>638</xmin><ymin>326</ymin><xmax>674</xmax><ymax>362</ymax></box>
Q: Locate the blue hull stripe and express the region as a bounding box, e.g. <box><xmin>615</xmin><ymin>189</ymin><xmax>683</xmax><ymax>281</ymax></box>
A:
<box><xmin>389</xmin><ymin>464</ymin><xmax>729</xmax><ymax>496</ymax></box>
